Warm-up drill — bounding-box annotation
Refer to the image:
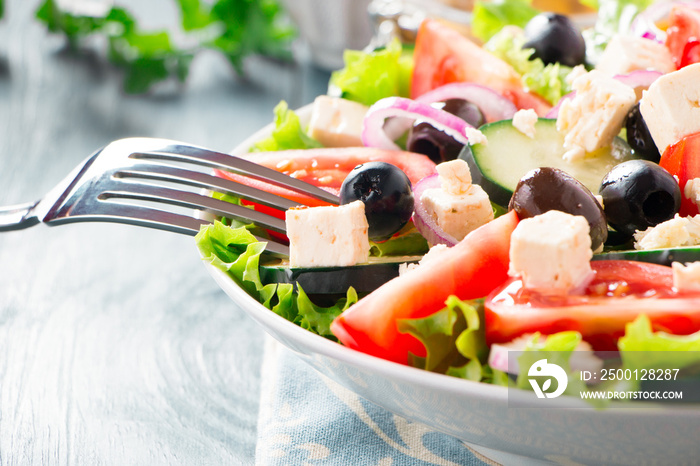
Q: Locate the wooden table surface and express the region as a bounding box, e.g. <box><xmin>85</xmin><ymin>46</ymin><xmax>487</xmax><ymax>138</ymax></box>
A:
<box><xmin>0</xmin><ymin>1</ymin><xmax>329</xmax><ymax>463</ymax></box>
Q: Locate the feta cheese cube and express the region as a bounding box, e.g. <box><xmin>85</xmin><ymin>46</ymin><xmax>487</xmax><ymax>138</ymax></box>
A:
<box><xmin>421</xmin><ymin>187</ymin><xmax>493</xmax><ymax>242</ymax></box>
<box><xmin>399</xmin><ymin>244</ymin><xmax>450</xmax><ymax>276</ymax></box>
<box><xmin>285</xmin><ymin>200</ymin><xmax>370</xmax><ymax>267</ymax></box>
<box><xmin>308</xmin><ymin>96</ymin><xmax>368</xmax><ymax>147</ymax></box>
<box><xmin>685</xmin><ymin>178</ymin><xmax>700</xmax><ymax>209</ymax></box>
<box><xmin>633</xmin><ymin>214</ymin><xmax>700</xmax><ymax>250</ymax></box>
<box><xmin>596</xmin><ymin>35</ymin><xmax>675</xmax><ymax>77</ymax></box>
<box><xmin>420</xmin><ymin>160</ymin><xmax>493</xmax><ymax>242</ymax></box>
<box><xmin>557</xmin><ymin>70</ymin><xmax>636</xmax><ymax>162</ymax></box>
<box><xmin>512</xmin><ymin>109</ymin><xmax>538</xmax><ymax>139</ymax></box>
<box><xmin>509</xmin><ymin>210</ymin><xmax>593</xmax><ymax>294</ymax></box>
<box><xmin>436</xmin><ymin>159</ymin><xmax>472</xmax><ymax>195</ymax></box>
<box><xmin>672</xmin><ymin>261</ymin><xmax>700</xmax><ymax>293</ymax></box>
<box><xmin>639</xmin><ymin>63</ymin><xmax>700</xmax><ymax>155</ymax></box>
<box><xmin>566</xmin><ymin>65</ymin><xmax>587</xmax><ymax>86</ymax></box>
<box><xmin>465</xmin><ymin>127</ymin><xmax>488</xmax><ymax>145</ymax></box>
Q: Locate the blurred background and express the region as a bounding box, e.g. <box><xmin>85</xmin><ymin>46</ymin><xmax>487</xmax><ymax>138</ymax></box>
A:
<box><xmin>0</xmin><ymin>0</ymin><xmax>344</xmax><ymax>464</ymax></box>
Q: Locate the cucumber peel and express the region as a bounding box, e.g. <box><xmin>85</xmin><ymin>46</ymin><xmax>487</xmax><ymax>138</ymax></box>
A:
<box><xmin>260</xmin><ymin>256</ymin><xmax>421</xmax><ymax>296</ymax></box>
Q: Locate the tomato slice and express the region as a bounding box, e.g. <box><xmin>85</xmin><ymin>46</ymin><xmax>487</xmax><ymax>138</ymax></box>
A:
<box><xmin>485</xmin><ymin>260</ymin><xmax>700</xmax><ymax>351</ymax></box>
<box><xmin>331</xmin><ymin>211</ymin><xmax>519</xmax><ymax>365</ymax></box>
<box><xmin>665</xmin><ymin>4</ymin><xmax>700</xmax><ymax>69</ymax></box>
<box><xmin>216</xmin><ymin>147</ymin><xmax>437</xmax><ymax>213</ymax></box>
<box><xmin>659</xmin><ymin>131</ymin><xmax>700</xmax><ymax>217</ymax></box>
<box><xmin>681</xmin><ymin>39</ymin><xmax>700</xmax><ymax>68</ymax></box>
<box><xmin>411</xmin><ymin>19</ymin><xmax>552</xmax><ymax>116</ymax></box>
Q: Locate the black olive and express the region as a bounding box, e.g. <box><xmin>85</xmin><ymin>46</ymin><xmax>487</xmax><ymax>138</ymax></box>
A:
<box><xmin>340</xmin><ymin>162</ymin><xmax>414</xmax><ymax>241</ymax></box>
<box><xmin>434</xmin><ymin>99</ymin><xmax>485</xmax><ymax>128</ymax></box>
<box><xmin>599</xmin><ymin>160</ymin><xmax>681</xmax><ymax>237</ymax></box>
<box><xmin>523</xmin><ymin>13</ymin><xmax>586</xmax><ymax>67</ymax></box>
<box><xmin>406</xmin><ymin>99</ymin><xmax>485</xmax><ymax>164</ymax></box>
<box><xmin>406</xmin><ymin>122</ymin><xmax>465</xmax><ymax>164</ymax></box>
<box><xmin>509</xmin><ymin>167</ymin><xmax>607</xmax><ymax>251</ymax></box>
<box><xmin>625</xmin><ymin>103</ymin><xmax>661</xmax><ymax>163</ymax></box>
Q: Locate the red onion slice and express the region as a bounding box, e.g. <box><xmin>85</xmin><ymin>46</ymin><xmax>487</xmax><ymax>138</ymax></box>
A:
<box><xmin>411</xmin><ymin>174</ymin><xmax>459</xmax><ymax>247</ymax></box>
<box><xmin>362</xmin><ymin>97</ymin><xmax>473</xmax><ymax>151</ymax></box>
<box><xmin>414</xmin><ymin>82</ymin><xmax>519</xmax><ymax>123</ymax></box>
<box><xmin>630</xmin><ymin>1</ymin><xmax>672</xmax><ymax>42</ymax></box>
<box><xmin>631</xmin><ymin>1</ymin><xmax>700</xmax><ymax>42</ymax></box>
<box><xmin>613</xmin><ymin>70</ymin><xmax>662</xmax><ymax>97</ymax></box>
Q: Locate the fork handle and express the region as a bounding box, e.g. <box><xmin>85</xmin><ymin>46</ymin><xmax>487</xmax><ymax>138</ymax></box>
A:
<box><xmin>0</xmin><ymin>202</ymin><xmax>40</xmax><ymax>231</ymax></box>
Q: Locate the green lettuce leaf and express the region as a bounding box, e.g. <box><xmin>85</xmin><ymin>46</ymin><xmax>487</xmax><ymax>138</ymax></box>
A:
<box><xmin>471</xmin><ymin>0</ymin><xmax>539</xmax><ymax>43</ymax></box>
<box><xmin>329</xmin><ymin>38</ymin><xmax>412</xmax><ymax>106</ymax></box>
<box><xmin>515</xmin><ymin>332</ymin><xmax>588</xmax><ymax>396</ymax></box>
<box><xmin>369</xmin><ymin>223</ymin><xmax>429</xmax><ymax>257</ymax></box>
<box><xmin>619</xmin><ymin>314</ymin><xmax>700</xmax><ymax>371</ymax></box>
<box><xmin>296</xmin><ymin>285</ymin><xmax>357</xmax><ymax>338</ymax></box>
<box><xmin>397</xmin><ymin>296</ymin><xmax>489</xmax><ymax>381</ymax></box>
<box><xmin>195</xmin><ymin>221</ymin><xmax>356</xmax><ymax>339</ymax></box>
<box><xmin>251</xmin><ymin>100</ymin><xmax>322</xmax><ymax>152</ymax></box>
<box><xmin>36</xmin><ymin>0</ymin><xmax>295</xmax><ymax>94</ymax></box>
<box><xmin>485</xmin><ymin>27</ymin><xmax>573</xmax><ymax>105</ymax></box>
<box><xmin>583</xmin><ymin>0</ymin><xmax>654</xmax><ymax>60</ymax></box>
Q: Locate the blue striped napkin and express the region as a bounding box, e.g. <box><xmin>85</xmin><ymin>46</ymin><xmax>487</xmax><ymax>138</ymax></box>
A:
<box><xmin>255</xmin><ymin>337</ymin><xmax>499</xmax><ymax>466</ymax></box>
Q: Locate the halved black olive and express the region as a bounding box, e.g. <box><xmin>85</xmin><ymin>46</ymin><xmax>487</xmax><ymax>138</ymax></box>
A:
<box><xmin>599</xmin><ymin>159</ymin><xmax>681</xmax><ymax>237</ymax></box>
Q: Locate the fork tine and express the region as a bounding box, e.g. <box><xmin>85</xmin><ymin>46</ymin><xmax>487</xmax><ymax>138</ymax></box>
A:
<box><xmin>99</xmin><ymin>183</ymin><xmax>288</xmax><ymax>233</ymax></box>
<box><xmin>48</xmin><ymin>202</ymin><xmax>291</xmax><ymax>257</ymax></box>
<box><xmin>115</xmin><ymin>163</ymin><xmax>304</xmax><ymax>210</ymax></box>
<box><xmin>130</xmin><ymin>144</ymin><xmax>341</xmax><ymax>205</ymax></box>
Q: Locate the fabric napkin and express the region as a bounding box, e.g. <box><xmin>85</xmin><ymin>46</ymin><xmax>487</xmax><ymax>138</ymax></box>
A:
<box><xmin>255</xmin><ymin>337</ymin><xmax>500</xmax><ymax>466</ymax></box>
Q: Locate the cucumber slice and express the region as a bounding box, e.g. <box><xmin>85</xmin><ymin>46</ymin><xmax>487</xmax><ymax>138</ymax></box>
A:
<box><xmin>594</xmin><ymin>247</ymin><xmax>700</xmax><ymax>266</ymax></box>
<box><xmin>460</xmin><ymin>118</ymin><xmax>634</xmax><ymax>206</ymax></box>
<box><xmin>259</xmin><ymin>256</ymin><xmax>420</xmax><ymax>295</ymax></box>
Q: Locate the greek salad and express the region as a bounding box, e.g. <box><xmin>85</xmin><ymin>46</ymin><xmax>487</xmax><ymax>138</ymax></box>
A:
<box><xmin>196</xmin><ymin>0</ymin><xmax>700</xmax><ymax>396</ymax></box>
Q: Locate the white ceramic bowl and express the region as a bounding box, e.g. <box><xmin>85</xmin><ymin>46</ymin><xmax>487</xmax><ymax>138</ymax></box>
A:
<box><xmin>203</xmin><ymin>106</ymin><xmax>700</xmax><ymax>466</ymax></box>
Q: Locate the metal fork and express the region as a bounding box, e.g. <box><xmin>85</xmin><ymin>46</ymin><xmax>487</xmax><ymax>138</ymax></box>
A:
<box><xmin>0</xmin><ymin>137</ymin><xmax>340</xmax><ymax>257</ymax></box>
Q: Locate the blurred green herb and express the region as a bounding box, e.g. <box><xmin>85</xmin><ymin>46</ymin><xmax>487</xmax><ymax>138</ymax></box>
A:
<box><xmin>0</xmin><ymin>0</ymin><xmax>4</xmax><ymax>20</ymax></box>
<box><xmin>35</xmin><ymin>0</ymin><xmax>296</xmax><ymax>93</ymax></box>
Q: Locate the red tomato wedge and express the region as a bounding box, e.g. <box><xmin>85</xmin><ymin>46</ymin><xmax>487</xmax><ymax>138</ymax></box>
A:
<box><xmin>665</xmin><ymin>4</ymin><xmax>700</xmax><ymax>69</ymax></box>
<box><xmin>216</xmin><ymin>147</ymin><xmax>437</xmax><ymax>211</ymax></box>
<box><xmin>411</xmin><ymin>19</ymin><xmax>552</xmax><ymax>116</ymax></box>
<box><xmin>659</xmin><ymin>131</ymin><xmax>700</xmax><ymax>216</ymax></box>
<box><xmin>485</xmin><ymin>260</ymin><xmax>700</xmax><ymax>351</ymax></box>
<box><xmin>331</xmin><ymin>210</ymin><xmax>519</xmax><ymax>365</ymax></box>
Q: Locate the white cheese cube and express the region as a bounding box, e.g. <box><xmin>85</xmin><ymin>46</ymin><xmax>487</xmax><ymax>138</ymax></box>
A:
<box><xmin>639</xmin><ymin>63</ymin><xmax>700</xmax><ymax>155</ymax></box>
<box><xmin>633</xmin><ymin>214</ymin><xmax>700</xmax><ymax>250</ymax></box>
<box><xmin>512</xmin><ymin>109</ymin><xmax>538</xmax><ymax>139</ymax></box>
<box><xmin>685</xmin><ymin>178</ymin><xmax>700</xmax><ymax>209</ymax></box>
<box><xmin>557</xmin><ymin>70</ymin><xmax>636</xmax><ymax>161</ymax></box>
<box><xmin>596</xmin><ymin>35</ymin><xmax>675</xmax><ymax>77</ymax></box>
<box><xmin>465</xmin><ymin>127</ymin><xmax>488</xmax><ymax>145</ymax></box>
<box><xmin>436</xmin><ymin>159</ymin><xmax>472</xmax><ymax>195</ymax></box>
<box><xmin>672</xmin><ymin>262</ymin><xmax>700</xmax><ymax>293</ymax></box>
<box><xmin>420</xmin><ymin>184</ymin><xmax>493</xmax><ymax>242</ymax></box>
<box><xmin>566</xmin><ymin>65</ymin><xmax>588</xmax><ymax>86</ymax></box>
<box><xmin>509</xmin><ymin>210</ymin><xmax>593</xmax><ymax>294</ymax></box>
<box><xmin>285</xmin><ymin>200</ymin><xmax>370</xmax><ymax>267</ymax></box>
<box><xmin>308</xmin><ymin>96</ymin><xmax>368</xmax><ymax>147</ymax></box>
<box><xmin>399</xmin><ymin>244</ymin><xmax>450</xmax><ymax>276</ymax></box>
